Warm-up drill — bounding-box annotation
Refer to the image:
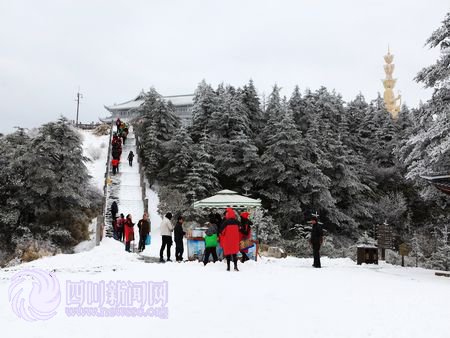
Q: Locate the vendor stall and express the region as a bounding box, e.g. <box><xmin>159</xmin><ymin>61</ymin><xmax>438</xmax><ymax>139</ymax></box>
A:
<box><xmin>187</xmin><ymin>190</ymin><xmax>262</xmax><ymax>262</ymax></box>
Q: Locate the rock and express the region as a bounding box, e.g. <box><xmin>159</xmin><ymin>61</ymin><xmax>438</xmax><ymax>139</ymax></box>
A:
<box><xmin>266</xmin><ymin>246</ymin><xmax>287</xmax><ymax>259</ymax></box>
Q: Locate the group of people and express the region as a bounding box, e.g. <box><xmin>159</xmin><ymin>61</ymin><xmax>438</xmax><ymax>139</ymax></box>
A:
<box><xmin>110</xmin><ymin>201</ymin><xmax>151</xmax><ymax>253</ymax></box>
<box><xmin>158</xmin><ymin>208</ymin><xmax>253</xmax><ymax>271</ymax></box>
<box><xmin>115</xmin><ymin>118</ymin><xmax>129</xmax><ymax>145</ymax></box>
<box><xmin>109</xmin><ymin>201</ymin><xmax>325</xmax><ymax>269</ymax></box>
<box><xmin>111</xmin><ymin>118</ymin><xmax>134</xmax><ymax>175</ymax></box>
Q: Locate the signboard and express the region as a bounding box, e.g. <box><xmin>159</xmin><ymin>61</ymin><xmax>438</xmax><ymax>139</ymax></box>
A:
<box><xmin>376</xmin><ymin>223</ymin><xmax>394</xmax><ymax>249</ymax></box>
<box><xmin>399</xmin><ymin>243</ymin><xmax>411</xmax><ymax>256</ymax></box>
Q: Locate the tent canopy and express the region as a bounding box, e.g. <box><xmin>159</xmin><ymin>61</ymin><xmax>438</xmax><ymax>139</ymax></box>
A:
<box><xmin>193</xmin><ymin>189</ymin><xmax>262</xmax><ymax>209</ymax></box>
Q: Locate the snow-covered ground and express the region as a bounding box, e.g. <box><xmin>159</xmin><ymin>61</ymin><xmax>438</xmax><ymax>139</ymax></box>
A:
<box><xmin>1</xmin><ymin>241</ymin><xmax>450</xmax><ymax>338</ymax></box>
<box><xmin>78</xmin><ymin>128</ymin><xmax>110</xmax><ymax>192</ymax></box>
<box><xmin>1</xmin><ymin>127</ymin><xmax>450</xmax><ymax>338</ymax></box>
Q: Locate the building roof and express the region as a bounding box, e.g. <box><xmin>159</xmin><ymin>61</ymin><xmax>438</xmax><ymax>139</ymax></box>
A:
<box><xmin>164</xmin><ymin>94</ymin><xmax>195</xmax><ymax>106</ymax></box>
<box><xmin>105</xmin><ymin>91</ymin><xmax>194</xmax><ymax>112</ymax></box>
<box><xmin>193</xmin><ymin>189</ymin><xmax>262</xmax><ymax>209</ymax></box>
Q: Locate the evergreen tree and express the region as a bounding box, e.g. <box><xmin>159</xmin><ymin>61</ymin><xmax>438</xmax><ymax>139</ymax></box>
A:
<box><xmin>288</xmin><ymin>85</ymin><xmax>304</xmax><ymax>128</ymax></box>
<box><xmin>142</xmin><ymin>120</ymin><xmax>161</xmax><ymax>186</ymax></box>
<box><xmin>163</xmin><ymin>126</ymin><xmax>194</xmax><ymax>187</ymax></box>
<box><xmin>346</xmin><ymin>93</ymin><xmax>369</xmax><ymax>155</ymax></box>
<box><xmin>208</xmin><ymin>85</ymin><xmax>251</xmax><ymax>139</ymax></box>
<box><xmin>241</xmin><ymin>79</ymin><xmax>264</xmax><ymax>140</ymax></box>
<box><xmin>399</xmin><ymin>12</ymin><xmax>450</xmax><ymax>198</ymax></box>
<box><xmin>182</xmin><ymin>133</ymin><xmax>220</xmax><ymax>202</ymax></box>
<box><xmin>431</xmin><ymin>225</ymin><xmax>450</xmax><ymax>271</ymax></box>
<box><xmin>190</xmin><ymin>80</ymin><xmax>218</xmax><ymax>142</ymax></box>
<box><xmin>257</xmin><ymin>107</ymin><xmax>334</xmax><ymax>230</ymax></box>
<box><xmin>252</xmin><ymin>208</ymin><xmax>281</xmax><ymax>244</ymax></box>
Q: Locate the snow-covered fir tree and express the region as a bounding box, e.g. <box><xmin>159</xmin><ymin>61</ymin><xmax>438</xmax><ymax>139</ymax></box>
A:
<box><xmin>190</xmin><ymin>80</ymin><xmax>218</xmax><ymax>142</ymax></box>
<box><xmin>431</xmin><ymin>225</ymin><xmax>450</xmax><ymax>271</ymax></box>
<box><xmin>252</xmin><ymin>208</ymin><xmax>281</xmax><ymax>244</ymax></box>
<box><xmin>162</xmin><ymin>125</ymin><xmax>194</xmax><ymax>187</ymax></box>
<box><xmin>182</xmin><ymin>133</ymin><xmax>221</xmax><ymax>202</ymax></box>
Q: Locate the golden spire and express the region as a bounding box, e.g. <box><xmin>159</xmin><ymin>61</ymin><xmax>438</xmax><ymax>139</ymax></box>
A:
<box><xmin>382</xmin><ymin>47</ymin><xmax>401</xmax><ymax>120</ymax></box>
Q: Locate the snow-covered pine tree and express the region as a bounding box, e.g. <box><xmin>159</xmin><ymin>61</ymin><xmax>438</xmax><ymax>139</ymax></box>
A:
<box><xmin>257</xmin><ymin>106</ymin><xmax>334</xmax><ymax>231</ymax></box>
<box><xmin>345</xmin><ymin>93</ymin><xmax>369</xmax><ymax>155</ymax></box>
<box><xmin>22</xmin><ymin>118</ymin><xmax>100</xmax><ymax>244</ymax></box>
<box><xmin>0</xmin><ymin>129</ymin><xmax>31</xmax><ymax>254</ymax></box>
<box><xmin>190</xmin><ymin>80</ymin><xmax>218</xmax><ymax>142</ymax></box>
<box><xmin>252</xmin><ymin>208</ymin><xmax>281</xmax><ymax>244</ymax></box>
<box><xmin>431</xmin><ymin>225</ymin><xmax>450</xmax><ymax>271</ymax></box>
<box><xmin>139</xmin><ymin>88</ymin><xmax>161</xmax><ymax>116</ymax></box>
<box><xmin>260</xmin><ymin>85</ymin><xmax>284</xmax><ymax>149</ymax></box>
<box><xmin>398</xmin><ymin>12</ymin><xmax>450</xmax><ymax>200</ymax></box>
<box><xmin>288</xmin><ymin>85</ymin><xmax>304</xmax><ymax>129</ymax></box>
<box><xmin>241</xmin><ymin>79</ymin><xmax>265</xmax><ymax>141</ymax></box>
<box><xmin>182</xmin><ymin>133</ymin><xmax>220</xmax><ymax>202</ymax></box>
<box><xmin>150</xmin><ymin>99</ymin><xmax>181</xmax><ymax>142</ymax></box>
<box><xmin>208</xmin><ymin>85</ymin><xmax>251</xmax><ymax>140</ymax></box>
<box><xmin>410</xmin><ymin>232</ymin><xmax>423</xmax><ymax>267</ymax></box>
<box><xmin>142</xmin><ymin>119</ymin><xmax>161</xmax><ymax>186</ymax></box>
<box><xmin>214</xmin><ymin>130</ymin><xmax>261</xmax><ymax>191</ymax></box>
<box><xmin>162</xmin><ymin>125</ymin><xmax>194</xmax><ymax>187</ymax></box>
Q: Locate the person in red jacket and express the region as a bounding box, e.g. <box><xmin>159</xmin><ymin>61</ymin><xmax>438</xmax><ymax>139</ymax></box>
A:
<box><xmin>219</xmin><ymin>208</ymin><xmax>241</xmax><ymax>271</ymax></box>
<box><xmin>239</xmin><ymin>211</ymin><xmax>253</xmax><ymax>263</ymax></box>
<box><xmin>124</xmin><ymin>214</ymin><xmax>135</xmax><ymax>252</ymax></box>
<box><xmin>116</xmin><ymin>213</ymin><xmax>125</xmax><ymax>242</ymax></box>
<box><xmin>111</xmin><ymin>158</ymin><xmax>119</xmax><ymax>175</ymax></box>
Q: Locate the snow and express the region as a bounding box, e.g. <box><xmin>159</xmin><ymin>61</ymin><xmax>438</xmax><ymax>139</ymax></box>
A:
<box><xmin>70</xmin><ymin>129</ymin><xmax>110</xmax><ymax>252</ymax></box>
<box><xmin>78</xmin><ymin>129</ymin><xmax>110</xmax><ymax>192</ymax></box>
<box><xmin>1</xmin><ymin>242</ymin><xmax>450</xmax><ymax>338</ymax></box>
<box><xmin>2</xmin><ymin>126</ymin><xmax>450</xmax><ymax>338</ymax></box>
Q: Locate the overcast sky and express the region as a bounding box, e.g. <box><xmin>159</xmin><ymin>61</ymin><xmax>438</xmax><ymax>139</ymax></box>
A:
<box><xmin>0</xmin><ymin>0</ymin><xmax>448</xmax><ymax>133</ymax></box>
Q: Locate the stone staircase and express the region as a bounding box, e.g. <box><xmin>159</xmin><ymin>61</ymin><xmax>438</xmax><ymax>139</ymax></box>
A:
<box><xmin>105</xmin><ymin>126</ymin><xmax>145</xmax><ymax>247</ymax></box>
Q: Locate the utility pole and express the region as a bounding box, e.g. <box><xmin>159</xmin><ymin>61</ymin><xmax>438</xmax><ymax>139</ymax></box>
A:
<box><xmin>75</xmin><ymin>89</ymin><xmax>83</xmax><ymax>128</ymax></box>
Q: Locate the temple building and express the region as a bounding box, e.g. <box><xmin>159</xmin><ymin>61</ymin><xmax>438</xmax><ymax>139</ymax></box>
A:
<box><xmin>102</xmin><ymin>91</ymin><xmax>195</xmax><ymax>125</ymax></box>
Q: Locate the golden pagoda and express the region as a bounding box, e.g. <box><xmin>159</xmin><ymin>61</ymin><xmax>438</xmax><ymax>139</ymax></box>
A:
<box><xmin>382</xmin><ymin>47</ymin><xmax>401</xmax><ymax>119</ymax></box>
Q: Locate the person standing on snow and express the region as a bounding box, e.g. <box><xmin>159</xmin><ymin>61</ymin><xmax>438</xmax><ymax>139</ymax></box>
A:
<box><xmin>127</xmin><ymin>151</ymin><xmax>135</xmax><ymax>166</ymax></box>
<box><xmin>174</xmin><ymin>216</ymin><xmax>186</xmax><ymax>262</ymax></box>
<box><xmin>137</xmin><ymin>212</ymin><xmax>151</xmax><ymax>252</ymax></box>
<box><xmin>239</xmin><ymin>211</ymin><xmax>253</xmax><ymax>263</ymax></box>
<box><xmin>124</xmin><ymin>214</ymin><xmax>135</xmax><ymax>252</ymax></box>
<box><xmin>116</xmin><ymin>213</ymin><xmax>125</xmax><ymax>242</ymax></box>
<box><xmin>203</xmin><ymin>214</ymin><xmax>219</xmax><ymax>265</ymax></box>
<box><xmin>309</xmin><ymin>216</ymin><xmax>324</xmax><ymax>268</ymax></box>
<box><xmin>159</xmin><ymin>212</ymin><xmax>174</xmax><ymax>262</ymax></box>
<box><xmin>220</xmin><ymin>208</ymin><xmax>241</xmax><ymax>271</ymax></box>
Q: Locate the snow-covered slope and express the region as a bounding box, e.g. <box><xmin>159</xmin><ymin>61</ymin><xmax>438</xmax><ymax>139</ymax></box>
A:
<box><xmin>1</xmin><ymin>128</ymin><xmax>450</xmax><ymax>338</ymax></box>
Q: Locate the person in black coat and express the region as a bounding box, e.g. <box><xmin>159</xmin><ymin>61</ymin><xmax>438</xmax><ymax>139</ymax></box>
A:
<box><xmin>111</xmin><ymin>201</ymin><xmax>118</xmax><ymax>221</ymax></box>
<box><xmin>309</xmin><ymin>216</ymin><xmax>324</xmax><ymax>268</ymax></box>
<box><xmin>127</xmin><ymin>151</ymin><xmax>134</xmax><ymax>166</ymax></box>
<box><xmin>174</xmin><ymin>216</ymin><xmax>186</xmax><ymax>262</ymax></box>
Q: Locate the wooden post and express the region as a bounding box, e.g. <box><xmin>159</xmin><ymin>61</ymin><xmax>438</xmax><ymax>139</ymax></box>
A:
<box><xmin>96</xmin><ymin>215</ymin><xmax>103</xmax><ymax>246</ymax></box>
